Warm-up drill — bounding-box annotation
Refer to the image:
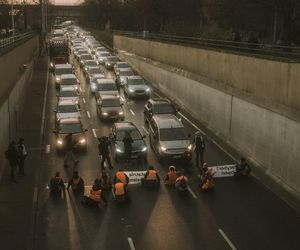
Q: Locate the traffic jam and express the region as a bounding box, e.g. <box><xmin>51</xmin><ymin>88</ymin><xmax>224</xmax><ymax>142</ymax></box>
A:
<box><xmin>47</xmin><ymin>22</ymin><xmax>247</xmax><ymax>203</ymax></box>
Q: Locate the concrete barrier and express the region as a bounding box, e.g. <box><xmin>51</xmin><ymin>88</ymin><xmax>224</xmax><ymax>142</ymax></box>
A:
<box><xmin>117</xmin><ymin>50</ymin><xmax>300</xmax><ymax>201</ymax></box>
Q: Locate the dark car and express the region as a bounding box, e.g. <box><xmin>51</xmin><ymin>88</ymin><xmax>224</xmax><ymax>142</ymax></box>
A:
<box><xmin>96</xmin><ymin>95</ymin><xmax>124</xmax><ymax>121</ymax></box>
<box><xmin>53</xmin><ymin>117</ymin><xmax>88</xmax><ymax>152</ymax></box>
<box><xmin>144</xmin><ymin>98</ymin><xmax>179</xmax><ymax>126</ymax></box>
<box><xmin>110</xmin><ymin>122</ymin><xmax>147</xmax><ymax>162</ymax></box>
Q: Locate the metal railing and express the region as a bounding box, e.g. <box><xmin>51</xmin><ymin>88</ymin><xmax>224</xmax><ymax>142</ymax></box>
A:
<box><xmin>0</xmin><ymin>31</ymin><xmax>36</xmax><ymax>50</ymax></box>
<box><xmin>113</xmin><ymin>30</ymin><xmax>300</xmax><ymax>61</ymax></box>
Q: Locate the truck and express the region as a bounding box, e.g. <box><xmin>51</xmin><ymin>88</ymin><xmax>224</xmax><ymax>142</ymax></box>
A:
<box><xmin>49</xmin><ymin>38</ymin><xmax>69</xmax><ymax>71</ymax></box>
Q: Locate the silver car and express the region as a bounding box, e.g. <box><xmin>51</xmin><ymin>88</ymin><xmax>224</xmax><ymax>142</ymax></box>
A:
<box><xmin>55</xmin><ymin>99</ymin><xmax>80</xmax><ymax>124</ymax></box>
<box><xmin>104</xmin><ymin>56</ymin><xmax>119</xmax><ymax>70</ymax></box>
<box><xmin>83</xmin><ymin>60</ymin><xmax>98</xmax><ymax>75</ymax></box>
<box><xmin>58</xmin><ymin>86</ymin><xmax>80</xmax><ymax>107</ymax></box>
<box><xmin>79</xmin><ymin>54</ymin><xmax>93</xmax><ymax>67</ymax></box>
<box><xmin>96</xmin><ymin>95</ymin><xmax>124</xmax><ymax>121</ymax></box>
<box><xmin>95</xmin><ymin>78</ymin><xmax>119</xmax><ymax>100</ymax></box>
<box><xmin>115</xmin><ymin>68</ymin><xmax>134</xmax><ymax>88</ymax></box>
<box><xmin>60</xmin><ymin>74</ymin><xmax>80</xmax><ymax>91</ymax></box>
<box><xmin>124</xmin><ymin>76</ymin><xmax>150</xmax><ymax>99</ymax></box>
<box><xmin>95</xmin><ymin>51</ymin><xmax>110</xmax><ymax>65</ymax></box>
<box><xmin>90</xmin><ymin>73</ymin><xmax>106</xmax><ymax>93</ymax></box>
<box><xmin>85</xmin><ymin>67</ymin><xmax>103</xmax><ymax>83</ymax></box>
<box><xmin>114</xmin><ymin>62</ymin><xmax>132</xmax><ymax>75</ymax></box>
<box><xmin>54</xmin><ymin>64</ymin><xmax>73</xmax><ymax>86</ymax></box>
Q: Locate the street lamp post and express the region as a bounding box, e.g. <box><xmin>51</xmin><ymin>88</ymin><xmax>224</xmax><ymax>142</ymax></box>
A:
<box><xmin>11</xmin><ymin>0</ymin><xmax>15</xmax><ymax>38</ymax></box>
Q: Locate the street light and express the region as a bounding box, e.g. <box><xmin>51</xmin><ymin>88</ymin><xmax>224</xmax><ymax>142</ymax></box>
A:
<box><xmin>11</xmin><ymin>0</ymin><xmax>15</xmax><ymax>38</ymax></box>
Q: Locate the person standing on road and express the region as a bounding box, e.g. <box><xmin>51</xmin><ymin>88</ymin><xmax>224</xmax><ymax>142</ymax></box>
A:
<box><xmin>5</xmin><ymin>141</ymin><xmax>20</xmax><ymax>183</ymax></box>
<box><xmin>64</xmin><ymin>133</ymin><xmax>79</xmax><ymax>168</ymax></box>
<box><xmin>193</xmin><ymin>132</ymin><xmax>205</xmax><ymax>169</ymax></box>
<box><xmin>17</xmin><ymin>138</ymin><xmax>27</xmax><ymax>175</ymax></box>
<box><xmin>98</xmin><ymin>136</ymin><xmax>113</xmax><ymax>170</ymax></box>
<box><xmin>123</xmin><ymin>131</ymin><xmax>133</xmax><ymax>162</ymax></box>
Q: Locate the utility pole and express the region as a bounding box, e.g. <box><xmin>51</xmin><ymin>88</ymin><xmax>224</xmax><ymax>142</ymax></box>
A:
<box><xmin>11</xmin><ymin>0</ymin><xmax>14</xmax><ymax>38</ymax></box>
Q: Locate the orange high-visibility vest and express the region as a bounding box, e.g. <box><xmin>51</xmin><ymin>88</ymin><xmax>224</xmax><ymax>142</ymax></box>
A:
<box><xmin>146</xmin><ymin>170</ymin><xmax>157</xmax><ymax>180</ymax></box>
<box><xmin>115</xmin><ymin>182</ymin><xmax>125</xmax><ymax>196</ymax></box>
<box><xmin>167</xmin><ymin>171</ymin><xmax>177</xmax><ymax>184</ymax></box>
<box><xmin>90</xmin><ymin>189</ymin><xmax>101</xmax><ymax>202</ymax></box>
<box><xmin>116</xmin><ymin>171</ymin><xmax>127</xmax><ymax>184</ymax></box>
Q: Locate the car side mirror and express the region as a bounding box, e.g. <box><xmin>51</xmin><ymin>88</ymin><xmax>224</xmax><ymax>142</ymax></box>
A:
<box><xmin>52</xmin><ymin>130</ymin><xmax>57</xmax><ymax>134</ymax></box>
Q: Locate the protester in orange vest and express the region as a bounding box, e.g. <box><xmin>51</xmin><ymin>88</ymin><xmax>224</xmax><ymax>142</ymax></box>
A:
<box><xmin>49</xmin><ymin>171</ymin><xmax>65</xmax><ymax>194</ymax></box>
<box><xmin>82</xmin><ymin>184</ymin><xmax>107</xmax><ymax>206</ymax></box>
<box><xmin>67</xmin><ymin>171</ymin><xmax>84</xmax><ymax>192</ymax></box>
<box><xmin>113</xmin><ymin>169</ymin><xmax>129</xmax><ymax>185</ymax></box>
<box><xmin>113</xmin><ymin>179</ymin><xmax>126</xmax><ymax>198</ymax></box>
<box><xmin>141</xmin><ymin>166</ymin><xmax>160</xmax><ymax>186</ymax></box>
<box><xmin>175</xmin><ymin>174</ymin><xmax>189</xmax><ymax>192</ymax></box>
<box><xmin>164</xmin><ymin>166</ymin><xmax>178</xmax><ymax>185</ymax></box>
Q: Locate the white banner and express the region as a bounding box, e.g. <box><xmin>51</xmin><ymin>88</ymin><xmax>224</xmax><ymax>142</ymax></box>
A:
<box><xmin>208</xmin><ymin>164</ymin><xmax>236</xmax><ymax>178</ymax></box>
<box><xmin>124</xmin><ymin>171</ymin><xmax>147</xmax><ymax>184</ymax></box>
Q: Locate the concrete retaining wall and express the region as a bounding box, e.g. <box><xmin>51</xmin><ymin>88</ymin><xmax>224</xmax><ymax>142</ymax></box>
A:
<box><xmin>117</xmin><ymin>50</ymin><xmax>300</xmax><ymax>199</ymax></box>
<box><xmin>114</xmin><ymin>36</ymin><xmax>300</xmax><ymax>120</ymax></box>
<box><xmin>0</xmin><ymin>38</ymin><xmax>38</xmax><ymax>180</ymax></box>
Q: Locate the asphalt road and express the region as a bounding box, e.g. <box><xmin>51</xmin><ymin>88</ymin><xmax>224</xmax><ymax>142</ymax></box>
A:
<box><xmin>32</xmin><ymin>51</ymin><xmax>300</xmax><ymax>250</ymax></box>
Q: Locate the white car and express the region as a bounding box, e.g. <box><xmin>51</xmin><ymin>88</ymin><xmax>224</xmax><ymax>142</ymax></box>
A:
<box><xmin>90</xmin><ymin>73</ymin><xmax>106</xmax><ymax>93</ymax></box>
<box><xmin>85</xmin><ymin>66</ymin><xmax>103</xmax><ymax>83</ymax></box>
<box><xmin>114</xmin><ymin>62</ymin><xmax>132</xmax><ymax>75</ymax></box>
<box><xmin>54</xmin><ymin>64</ymin><xmax>73</xmax><ymax>86</ymax></box>
<box><xmin>124</xmin><ymin>76</ymin><xmax>150</xmax><ymax>99</ymax></box>
<box><xmin>95</xmin><ymin>51</ymin><xmax>111</xmax><ymax>65</ymax></box>
<box><xmin>55</xmin><ymin>99</ymin><xmax>80</xmax><ymax>124</ymax></box>
<box><xmin>60</xmin><ymin>74</ymin><xmax>80</xmax><ymax>91</ymax></box>
<box><xmin>95</xmin><ymin>78</ymin><xmax>119</xmax><ymax>100</ymax></box>
<box><xmin>58</xmin><ymin>86</ymin><xmax>80</xmax><ymax>107</ymax></box>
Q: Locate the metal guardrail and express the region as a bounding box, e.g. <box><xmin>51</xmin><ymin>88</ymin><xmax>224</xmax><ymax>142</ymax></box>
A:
<box><xmin>0</xmin><ymin>32</ymin><xmax>36</xmax><ymax>50</ymax></box>
<box><xmin>113</xmin><ymin>30</ymin><xmax>300</xmax><ymax>61</ymax></box>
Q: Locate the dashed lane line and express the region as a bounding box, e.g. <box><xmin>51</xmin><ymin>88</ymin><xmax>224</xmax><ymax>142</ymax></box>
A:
<box><xmin>142</xmin><ymin>126</ymin><xmax>149</xmax><ymax>135</ymax></box>
<box><xmin>46</xmin><ymin>144</ymin><xmax>50</xmax><ymax>154</ymax></box>
<box><xmin>218</xmin><ymin>229</ymin><xmax>237</xmax><ymax>250</ymax></box>
<box><xmin>127</xmin><ymin>237</ymin><xmax>136</xmax><ymax>250</ymax></box>
<box><xmin>86</xmin><ymin>111</ymin><xmax>91</xmax><ymax>118</ymax></box>
<box><xmin>83</xmin><ymin>97</ymin><xmax>86</xmax><ymax>104</ymax></box>
<box><xmin>129</xmin><ymin>109</ymin><xmax>136</xmax><ymax>116</ymax></box>
<box><xmin>92</xmin><ymin>129</ymin><xmax>97</xmax><ymax>138</ymax></box>
<box><xmin>187</xmin><ymin>186</ymin><xmax>198</xmax><ymax>199</ymax></box>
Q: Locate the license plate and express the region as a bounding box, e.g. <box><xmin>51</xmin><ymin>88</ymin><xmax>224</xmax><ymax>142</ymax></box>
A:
<box><xmin>173</xmin><ymin>155</ymin><xmax>181</xmax><ymax>159</ymax></box>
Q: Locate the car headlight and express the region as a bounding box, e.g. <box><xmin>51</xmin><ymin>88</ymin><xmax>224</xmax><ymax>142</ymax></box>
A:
<box><xmin>187</xmin><ymin>144</ymin><xmax>193</xmax><ymax>151</ymax></box>
<box><xmin>57</xmin><ymin>139</ymin><xmax>63</xmax><ymax>145</ymax></box>
<box><xmin>80</xmin><ymin>60</ymin><xmax>83</xmax><ymax>64</ymax></box>
<box><xmin>116</xmin><ymin>147</ymin><xmax>123</xmax><ymax>153</ymax></box>
<box><xmin>129</xmin><ymin>89</ymin><xmax>134</xmax><ymax>93</ymax></box>
<box><xmin>74</xmin><ymin>86</ymin><xmax>78</xmax><ymax>90</ymax></box>
<box><xmin>103</xmin><ymin>112</ymin><xmax>108</xmax><ymax>116</ymax></box>
<box><xmin>56</xmin><ymin>77</ymin><xmax>60</xmax><ymax>82</ymax></box>
<box><xmin>79</xmin><ymin>138</ymin><xmax>86</xmax><ymax>144</ymax></box>
<box><xmin>161</xmin><ymin>146</ymin><xmax>166</xmax><ymax>152</ymax></box>
<box><xmin>142</xmin><ymin>146</ymin><xmax>147</xmax><ymax>152</ymax></box>
<box><xmin>107</xmin><ymin>63</ymin><xmax>111</xmax><ymax>66</ymax></box>
<box><xmin>146</xmin><ymin>88</ymin><xmax>150</xmax><ymax>92</ymax></box>
<box><xmin>118</xmin><ymin>111</ymin><xmax>124</xmax><ymax>115</ymax></box>
<box><xmin>89</xmin><ymin>76</ymin><xmax>92</xmax><ymax>80</ymax></box>
<box><xmin>50</xmin><ymin>62</ymin><xmax>54</xmax><ymax>67</ymax></box>
<box><xmin>91</xmin><ymin>85</ymin><xmax>96</xmax><ymax>91</ymax></box>
<box><xmin>84</xmin><ymin>67</ymin><xmax>88</xmax><ymax>71</ymax></box>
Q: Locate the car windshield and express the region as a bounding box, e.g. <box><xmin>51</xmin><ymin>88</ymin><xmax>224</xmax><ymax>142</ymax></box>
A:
<box><xmin>129</xmin><ymin>79</ymin><xmax>144</xmax><ymax>85</ymax></box>
<box><xmin>60</xmin><ymin>90</ymin><xmax>77</xmax><ymax>97</ymax></box>
<box><xmin>153</xmin><ymin>104</ymin><xmax>176</xmax><ymax>114</ymax></box>
<box><xmin>58</xmin><ymin>105</ymin><xmax>77</xmax><ymax>113</ymax></box>
<box><xmin>81</xmin><ymin>55</ymin><xmax>92</xmax><ymax>60</ymax></box>
<box><xmin>119</xmin><ymin>71</ymin><xmax>134</xmax><ymax>76</ymax></box>
<box><xmin>89</xmin><ymin>68</ymin><xmax>102</xmax><ymax>74</ymax></box>
<box><xmin>61</xmin><ymin>78</ymin><xmax>77</xmax><ymax>85</ymax></box>
<box><xmin>159</xmin><ymin>128</ymin><xmax>188</xmax><ymax>141</ymax></box>
<box><xmin>107</xmin><ymin>57</ymin><xmax>118</xmax><ymax>62</ymax></box>
<box><xmin>118</xmin><ymin>63</ymin><xmax>130</xmax><ymax>68</ymax></box>
<box><xmin>59</xmin><ymin>123</ymin><xmax>82</xmax><ymax>133</ymax></box>
<box><xmin>97</xmin><ymin>84</ymin><xmax>117</xmax><ymax>91</ymax></box>
<box><xmin>85</xmin><ymin>61</ymin><xmax>97</xmax><ymax>66</ymax></box>
<box><xmin>102</xmin><ymin>99</ymin><xmax>120</xmax><ymax>107</ymax></box>
<box><xmin>56</xmin><ymin>68</ymin><xmax>73</xmax><ymax>75</ymax></box>
<box><xmin>116</xmin><ymin>129</ymin><xmax>141</xmax><ymax>141</ymax></box>
<box><xmin>99</xmin><ymin>52</ymin><xmax>109</xmax><ymax>57</ymax></box>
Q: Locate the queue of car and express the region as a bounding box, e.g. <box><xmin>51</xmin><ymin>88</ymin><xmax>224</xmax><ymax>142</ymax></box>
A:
<box><xmin>51</xmin><ymin>24</ymin><xmax>193</xmax><ymax>166</ymax></box>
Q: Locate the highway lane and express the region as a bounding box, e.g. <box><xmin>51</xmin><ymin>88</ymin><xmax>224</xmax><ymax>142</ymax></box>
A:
<box><xmin>32</xmin><ymin>48</ymin><xmax>300</xmax><ymax>250</ymax></box>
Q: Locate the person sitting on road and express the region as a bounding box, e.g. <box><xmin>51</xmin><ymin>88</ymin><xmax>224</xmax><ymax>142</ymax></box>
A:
<box><xmin>164</xmin><ymin>166</ymin><xmax>178</xmax><ymax>185</ymax></box>
<box><xmin>175</xmin><ymin>174</ymin><xmax>189</xmax><ymax>192</ymax></box>
<box><xmin>123</xmin><ymin>131</ymin><xmax>133</xmax><ymax>162</ymax></box>
<box><xmin>82</xmin><ymin>184</ymin><xmax>107</xmax><ymax>206</ymax></box>
<box><xmin>67</xmin><ymin>171</ymin><xmax>84</xmax><ymax>192</ymax></box>
<box><xmin>200</xmin><ymin>168</ymin><xmax>214</xmax><ymax>190</ymax></box>
<box><xmin>113</xmin><ymin>179</ymin><xmax>127</xmax><ymax>199</ymax></box>
<box><xmin>100</xmin><ymin>172</ymin><xmax>112</xmax><ymax>190</ymax></box>
<box><xmin>235</xmin><ymin>158</ymin><xmax>251</xmax><ymax>176</ymax></box>
<box><xmin>49</xmin><ymin>172</ymin><xmax>65</xmax><ymax>194</ymax></box>
<box><xmin>198</xmin><ymin>163</ymin><xmax>208</xmax><ymax>182</ymax></box>
<box><xmin>114</xmin><ymin>169</ymin><xmax>129</xmax><ymax>186</ymax></box>
<box><xmin>141</xmin><ymin>166</ymin><xmax>160</xmax><ymax>187</ymax></box>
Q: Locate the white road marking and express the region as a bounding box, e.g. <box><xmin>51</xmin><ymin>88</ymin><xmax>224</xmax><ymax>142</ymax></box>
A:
<box><xmin>142</xmin><ymin>126</ymin><xmax>149</xmax><ymax>135</ymax></box>
<box><xmin>153</xmin><ymin>90</ymin><xmax>239</xmax><ymax>163</ymax></box>
<box><xmin>129</xmin><ymin>109</ymin><xmax>135</xmax><ymax>116</ymax></box>
<box><xmin>127</xmin><ymin>237</ymin><xmax>136</xmax><ymax>250</ymax></box>
<box><xmin>187</xmin><ymin>186</ymin><xmax>198</xmax><ymax>199</ymax></box>
<box><xmin>83</xmin><ymin>97</ymin><xmax>86</xmax><ymax>104</ymax></box>
<box><xmin>218</xmin><ymin>229</ymin><xmax>237</xmax><ymax>250</ymax></box>
<box><xmin>86</xmin><ymin>111</ymin><xmax>91</xmax><ymax>118</ymax></box>
<box><xmin>92</xmin><ymin>129</ymin><xmax>97</xmax><ymax>138</ymax></box>
<box><xmin>46</xmin><ymin>144</ymin><xmax>50</xmax><ymax>154</ymax></box>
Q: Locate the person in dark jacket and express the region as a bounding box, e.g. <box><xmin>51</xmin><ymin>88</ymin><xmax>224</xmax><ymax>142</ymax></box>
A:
<box><xmin>17</xmin><ymin>138</ymin><xmax>27</xmax><ymax>175</ymax></box>
<box><xmin>5</xmin><ymin>141</ymin><xmax>20</xmax><ymax>182</ymax></box>
<box><xmin>49</xmin><ymin>172</ymin><xmax>65</xmax><ymax>194</ymax></box>
<box><xmin>193</xmin><ymin>132</ymin><xmax>206</xmax><ymax>168</ymax></box>
<box><xmin>123</xmin><ymin>131</ymin><xmax>133</xmax><ymax>162</ymax></box>
<box><xmin>67</xmin><ymin>171</ymin><xmax>84</xmax><ymax>192</ymax></box>
<box><xmin>98</xmin><ymin>136</ymin><xmax>113</xmax><ymax>170</ymax></box>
